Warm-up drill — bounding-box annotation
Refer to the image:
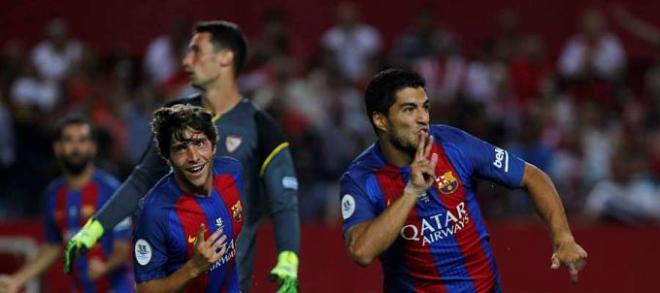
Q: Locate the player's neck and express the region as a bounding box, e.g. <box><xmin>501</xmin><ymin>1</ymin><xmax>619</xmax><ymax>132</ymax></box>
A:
<box><xmin>175</xmin><ymin>175</ymin><xmax>213</xmax><ymax>197</ymax></box>
<box><xmin>378</xmin><ymin>140</ymin><xmax>414</xmax><ymax>168</ymax></box>
<box><xmin>65</xmin><ymin>165</ymin><xmax>95</xmax><ymax>189</ymax></box>
<box><xmin>202</xmin><ymin>76</ymin><xmax>241</xmax><ymax>116</ymax></box>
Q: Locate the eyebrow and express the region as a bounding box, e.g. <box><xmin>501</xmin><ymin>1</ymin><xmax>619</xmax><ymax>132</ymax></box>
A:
<box><xmin>399</xmin><ymin>101</ymin><xmax>429</xmax><ymax>108</ymax></box>
<box><xmin>171</xmin><ymin>137</ymin><xmax>207</xmax><ymax>147</ymax></box>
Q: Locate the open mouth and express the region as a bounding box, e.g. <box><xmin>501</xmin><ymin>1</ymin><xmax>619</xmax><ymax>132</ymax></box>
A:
<box><xmin>186</xmin><ymin>164</ymin><xmax>206</xmax><ymax>176</ymax></box>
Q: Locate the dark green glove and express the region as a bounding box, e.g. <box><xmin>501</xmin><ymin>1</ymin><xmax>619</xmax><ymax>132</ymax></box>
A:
<box><xmin>269</xmin><ymin>251</ymin><xmax>299</xmax><ymax>293</ymax></box>
<box><xmin>64</xmin><ymin>218</ymin><xmax>104</xmax><ymax>273</ymax></box>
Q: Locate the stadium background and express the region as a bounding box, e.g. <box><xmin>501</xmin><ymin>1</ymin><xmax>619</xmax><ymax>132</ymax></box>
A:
<box><xmin>1</xmin><ymin>0</ymin><xmax>659</xmax><ymax>292</ymax></box>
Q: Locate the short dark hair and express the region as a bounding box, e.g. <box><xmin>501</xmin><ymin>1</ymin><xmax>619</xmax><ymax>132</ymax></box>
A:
<box><xmin>151</xmin><ymin>104</ymin><xmax>218</xmax><ymax>159</ymax></box>
<box><xmin>195</xmin><ymin>20</ymin><xmax>248</xmax><ymax>76</ymax></box>
<box><xmin>364</xmin><ymin>68</ymin><xmax>426</xmax><ymax>130</ymax></box>
<box><xmin>53</xmin><ymin>114</ymin><xmax>95</xmax><ymax>142</ymax></box>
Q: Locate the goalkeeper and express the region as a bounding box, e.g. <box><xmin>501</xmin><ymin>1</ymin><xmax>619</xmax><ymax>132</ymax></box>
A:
<box><xmin>65</xmin><ymin>21</ymin><xmax>300</xmax><ymax>292</ymax></box>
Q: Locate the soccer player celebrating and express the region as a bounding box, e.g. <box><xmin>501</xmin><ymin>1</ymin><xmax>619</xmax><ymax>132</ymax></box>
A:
<box><xmin>65</xmin><ymin>21</ymin><xmax>300</xmax><ymax>292</ymax></box>
<box><xmin>133</xmin><ymin>104</ymin><xmax>243</xmax><ymax>292</ymax></box>
<box><xmin>340</xmin><ymin>69</ymin><xmax>587</xmax><ymax>292</ymax></box>
<box><xmin>0</xmin><ymin>115</ymin><xmax>133</xmax><ymax>293</ymax></box>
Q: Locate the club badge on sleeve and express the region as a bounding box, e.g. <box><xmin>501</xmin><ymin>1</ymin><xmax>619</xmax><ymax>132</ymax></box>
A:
<box><xmin>225</xmin><ymin>135</ymin><xmax>242</xmax><ymax>153</ymax></box>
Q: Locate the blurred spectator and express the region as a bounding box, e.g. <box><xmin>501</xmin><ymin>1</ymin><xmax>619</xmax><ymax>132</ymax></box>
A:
<box><xmin>0</xmin><ymin>40</ymin><xmax>26</xmax><ymax>100</ymax></box>
<box><xmin>31</xmin><ymin>18</ymin><xmax>82</xmax><ymax>83</ymax></box>
<box><xmin>463</xmin><ymin>41</ymin><xmax>507</xmax><ymax>104</ymax></box>
<box><xmin>0</xmin><ymin>95</ymin><xmax>15</xmax><ymax>205</ymax></box>
<box><xmin>391</xmin><ymin>8</ymin><xmax>458</xmax><ymax>65</ymax></box>
<box><xmin>462</xmin><ymin>40</ymin><xmax>515</xmax><ymax>127</ymax></box>
<box><xmin>11</xmin><ymin>63</ymin><xmax>60</xmax><ymax>112</ymax></box>
<box><xmin>321</xmin><ymin>1</ymin><xmax>382</xmax><ymax>82</ymax></box>
<box><xmin>508</xmin><ymin>113</ymin><xmax>554</xmax><ymax>173</ymax></box>
<box><xmin>584</xmin><ymin>145</ymin><xmax>660</xmax><ymax>224</ymax></box>
<box><xmin>240</xmin><ymin>9</ymin><xmax>308</xmax><ymax>97</ymax></box>
<box><xmin>395</xmin><ymin>8</ymin><xmax>465</xmax><ymax>104</ymax></box>
<box><xmin>143</xmin><ymin>17</ymin><xmax>191</xmax><ymax>86</ymax></box>
<box><xmin>508</xmin><ymin>34</ymin><xmax>553</xmax><ymax>109</ymax></box>
<box><xmin>250</xmin><ymin>8</ymin><xmax>310</xmax><ymax>70</ymax></box>
<box><xmin>0</xmin><ymin>97</ymin><xmax>14</xmax><ymax>168</ymax></box>
<box><xmin>493</xmin><ymin>9</ymin><xmax>523</xmax><ymax>64</ymax></box>
<box><xmin>558</xmin><ymin>8</ymin><xmax>625</xmax><ymax>81</ymax></box>
<box><xmin>644</xmin><ymin>68</ymin><xmax>660</xmax><ymax>180</ymax></box>
<box><xmin>505</xmin><ymin>112</ymin><xmax>556</xmax><ymax>214</ymax></box>
<box><xmin>578</xmin><ymin>102</ymin><xmax>619</xmax><ymax>184</ymax></box>
<box><xmin>120</xmin><ymin>86</ymin><xmax>158</xmax><ymax>166</ymax></box>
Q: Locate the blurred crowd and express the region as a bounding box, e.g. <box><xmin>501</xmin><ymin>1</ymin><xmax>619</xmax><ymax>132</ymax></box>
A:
<box><xmin>1</xmin><ymin>3</ymin><xmax>659</xmax><ymax>225</ymax></box>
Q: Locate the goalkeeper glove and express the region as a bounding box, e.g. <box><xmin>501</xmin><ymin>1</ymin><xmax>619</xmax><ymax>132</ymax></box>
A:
<box><xmin>64</xmin><ymin>218</ymin><xmax>104</xmax><ymax>274</ymax></box>
<box><xmin>269</xmin><ymin>251</ymin><xmax>299</xmax><ymax>293</ymax></box>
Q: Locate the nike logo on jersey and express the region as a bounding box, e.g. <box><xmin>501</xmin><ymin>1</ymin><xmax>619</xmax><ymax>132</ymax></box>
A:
<box><xmin>188</xmin><ymin>235</ymin><xmax>196</xmax><ymax>244</ymax></box>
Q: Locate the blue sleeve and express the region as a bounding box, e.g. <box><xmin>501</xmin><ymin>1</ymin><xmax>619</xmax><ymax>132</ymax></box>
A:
<box><xmin>446</xmin><ymin>127</ymin><xmax>525</xmax><ymax>188</ymax></box>
<box><xmin>133</xmin><ymin>202</ymin><xmax>169</xmax><ymax>283</ymax></box>
<box><xmin>43</xmin><ymin>191</ymin><xmax>61</xmax><ymax>244</ymax></box>
<box><xmin>340</xmin><ymin>173</ymin><xmax>379</xmax><ymax>236</ymax></box>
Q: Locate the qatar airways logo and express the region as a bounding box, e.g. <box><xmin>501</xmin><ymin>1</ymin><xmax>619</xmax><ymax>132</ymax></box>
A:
<box><xmin>209</xmin><ymin>239</ymin><xmax>236</xmax><ymax>271</ymax></box>
<box><xmin>400</xmin><ymin>201</ymin><xmax>470</xmax><ymax>246</ymax></box>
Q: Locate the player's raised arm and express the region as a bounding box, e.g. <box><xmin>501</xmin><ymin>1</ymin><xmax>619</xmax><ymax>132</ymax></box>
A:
<box><xmin>345</xmin><ymin>132</ymin><xmax>437</xmax><ymax>266</ymax></box>
<box><xmin>520</xmin><ymin>163</ymin><xmax>588</xmax><ymax>283</ymax></box>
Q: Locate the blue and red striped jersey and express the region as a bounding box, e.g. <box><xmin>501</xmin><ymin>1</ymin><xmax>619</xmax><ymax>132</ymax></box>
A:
<box><xmin>133</xmin><ymin>156</ymin><xmax>244</xmax><ymax>292</ymax></box>
<box><xmin>340</xmin><ymin>125</ymin><xmax>525</xmax><ymax>292</ymax></box>
<box><xmin>43</xmin><ymin>169</ymin><xmax>133</xmax><ymax>293</ymax></box>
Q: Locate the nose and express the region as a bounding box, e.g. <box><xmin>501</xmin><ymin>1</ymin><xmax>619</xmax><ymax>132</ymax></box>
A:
<box><xmin>417</xmin><ymin>108</ymin><xmax>430</xmax><ymax>125</ymax></box>
<box><xmin>185</xmin><ymin>145</ymin><xmax>200</xmax><ymax>162</ymax></box>
<box><xmin>182</xmin><ymin>52</ymin><xmax>192</xmax><ymax>68</ymax></box>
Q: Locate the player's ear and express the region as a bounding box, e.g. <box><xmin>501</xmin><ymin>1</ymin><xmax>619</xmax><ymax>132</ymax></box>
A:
<box><xmin>218</xmin><ymin>50</ymin><xmax>234</xmax><ymax>69</ymax></box>
<box><xmin>372</xmin><ymin>112</ymin><xmax>388</xmax><ymax>133</ymax></box>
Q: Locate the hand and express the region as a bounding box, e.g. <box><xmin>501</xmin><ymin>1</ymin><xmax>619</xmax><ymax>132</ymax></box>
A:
<box><xmin>87</xmin><ymin>258</ymin><xmax>108</xmax><ymax>281</ymax></box>
<box><xmin>0</xmin><ymin>275</ymin><xmax>20</xmax><ymax>293</ymax></box>
<box><xmin>404</xmin><ymin>132</ymin><xmax>439</xmax><ymax>196</ymax></box>
<box><xmin>269</xmin><ymin>251</ymin><xmax>299</xmax><ymax>293</ymax></box>
<box><xmin>188</xmin><ymin>224</ymin><xmax>227</xmax><ymax>277</ymax></box>
<box><xmin>64</xmin><ymin>218</ymin><xmax>104</xmax><ymax>274</ymax></box>
<box><xmin>551</xmin><ymin>240</ymin><xmax>588</xmax><ymax>283</ymax></box>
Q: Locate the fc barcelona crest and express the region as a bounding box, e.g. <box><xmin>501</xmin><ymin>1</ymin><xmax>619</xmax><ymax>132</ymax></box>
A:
<box><xmin>225</xmin><ymin>135</ymin><xmax>242</xmax><ymax>153</ymax></box>
<box><xmin>435</xmin><ymin>171</ymin><xmax>459</xmax><ymax>194</ymax></box>
<box><xmin>231</xmin><ymin>201</ymin><xmax>243</xmax><ymax>222</ymax></box>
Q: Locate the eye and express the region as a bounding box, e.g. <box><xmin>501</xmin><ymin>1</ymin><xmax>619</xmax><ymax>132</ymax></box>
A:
<box><xmin>172</xmin><ymin>145</ymin><xmax>186</xmax><ymax>153</ymax></box>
